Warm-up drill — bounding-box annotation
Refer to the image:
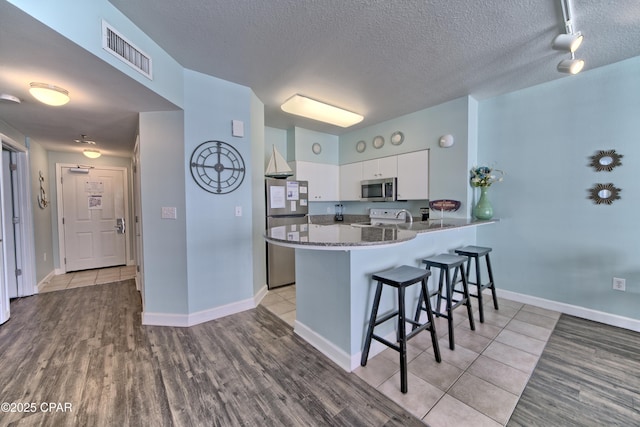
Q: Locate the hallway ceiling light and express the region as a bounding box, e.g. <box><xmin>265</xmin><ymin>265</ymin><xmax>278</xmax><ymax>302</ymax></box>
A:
<box><xmin>83</xmin><ymin>149</ymin><xmax>101</xmax><ymax>159</ymax></box>
<box><xmin>281</xmin><ymin>94</ymin><xmax>363</xmax><ymax>128</ymax></box>
<box><xmin>29</xmin><ymin>82</ymin><xmax>70</xmax><ymax>106</ymax></box>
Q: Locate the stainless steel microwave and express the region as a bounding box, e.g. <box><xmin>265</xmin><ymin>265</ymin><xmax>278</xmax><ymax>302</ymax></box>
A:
<box><xmin>361</xmin><ymin>178</ymin><xmax>397</xmax><ymax>202</ymax></box>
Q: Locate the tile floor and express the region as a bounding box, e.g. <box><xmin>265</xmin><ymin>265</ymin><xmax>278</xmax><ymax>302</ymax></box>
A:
<box><xmin>261</xmin><ymin>285</ymin><xmax>560</xmax><ymax>426</ymax></box>
<box><xmin>39</xmin><ymin>265</ymin><xmax>137</xmax><ymax>293</ymax></box>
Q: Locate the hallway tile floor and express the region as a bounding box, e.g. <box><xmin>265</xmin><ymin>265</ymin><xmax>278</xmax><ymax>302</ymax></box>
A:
<box><xmin>39</xmin><ymin>266</ymin><xmax>137</xmax><ymax>293</ymax></box>
<box><xmin>261</xmin><ymin>285</ymin><xmax>560</xmax><ymax>426</ymax></box>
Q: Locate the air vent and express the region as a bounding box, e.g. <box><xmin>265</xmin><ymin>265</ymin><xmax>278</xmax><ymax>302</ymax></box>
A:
<box><xmin>102</xmin><ymin>20</ymin><xmax>152</xmax><ymax>80</ymax></box>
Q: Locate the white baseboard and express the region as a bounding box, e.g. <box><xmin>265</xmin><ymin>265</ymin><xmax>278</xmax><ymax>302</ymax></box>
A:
<box><xmin>254</xmin><ymin>284</ymin><xmax>268</xmax><ymax>306</ymax></box>
<box><xmin>498</xmin><ymin>289</ymin><xmax>640</xmax><ymax>333</ymax></box>
<box><xmin>36</xmin><ymin>270</ymin><xmax>56</xmax><ymax>294</ymax></box>
<box><xmin>294</xmin><ymin>320</ymin><xmax>353</xmax><ymax>372</ymax></box>
<box><xmin>142</xmin><ymin>295</ymin><xmax>257</xmax><ymax>327</ymax></box>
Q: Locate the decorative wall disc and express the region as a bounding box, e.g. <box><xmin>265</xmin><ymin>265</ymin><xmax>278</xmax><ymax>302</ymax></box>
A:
<box><xmin>588</xmin><ymin>183</ymin><xmax>621</xmax><ymax>205</ymax></box>
<box><xmin>190</xmin><ymin>140</ymin><xmax>245</xmax><ymax>194</ymax></box>
<box><xmin>356</xmin><ymin>140</ymin><xmax>366</xmax><ymax>153</ymax></box>
<box><xmin>589</xmin><ymin>149</ymin><xmax>623</xmax><ymax>171</ymax></box>
<box><xmin>372</xmin><ymin>135</ymin><xmax>385</xmax><ymax>149</ymax></box>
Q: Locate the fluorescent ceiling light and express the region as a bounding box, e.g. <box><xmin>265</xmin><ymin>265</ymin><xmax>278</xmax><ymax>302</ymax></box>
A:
<box><xmin>83</xmin><ymin>149</ymin><xmax>102</xmax><ymax>159</ymax></box>
<box><xmin>557</xmin><ymin>58</ymin><xmax>585</xmax><ymax>74</ymax></box>
<box><xmin>29</xmin><ymin>82</ymin><xmax>70</xmax><ymax>106</ymax></box>
<box><xmin>281</xmin><ymin>94</ymin><xmax>363</xmax><ymax>128</ymax></box>
<box><xmin>552</xmin><ymin>33</ymin><xmax>583</xmax><ymax>53</ymax></box>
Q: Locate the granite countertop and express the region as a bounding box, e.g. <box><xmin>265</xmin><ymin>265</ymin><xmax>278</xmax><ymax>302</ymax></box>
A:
<box><xmin>265</xmin><ymin>218</ymin><xmax>497</xmax><ymax>250</ymax></box>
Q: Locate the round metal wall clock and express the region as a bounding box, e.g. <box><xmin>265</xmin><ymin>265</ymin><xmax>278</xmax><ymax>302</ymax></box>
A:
<box><xmin>190</xmin><ymin>140</ymin><xmax>246</xmax><ymax>194</ymax></box>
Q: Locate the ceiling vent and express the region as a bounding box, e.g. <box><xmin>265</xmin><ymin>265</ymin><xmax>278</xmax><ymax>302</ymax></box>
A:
<box><xmin>102</xmin><ymin>20</ymin><xmax>152</xmax><ymax>80</ymax></box>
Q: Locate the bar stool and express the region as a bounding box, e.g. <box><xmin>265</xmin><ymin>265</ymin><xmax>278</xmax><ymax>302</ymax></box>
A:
<box><xmin>361</xmin><ymin>265</ymin><xmax>441</xmax><ymax>393</ymax></box>
<box><xmin>414</xmin><ymin>254</ymin><xmax>475</xmax><ymax>350</ymax></box>
<box><xmin>455</xmin><ymin>245</ymin><xmax>498</xmax><ymax>323</ymax></box>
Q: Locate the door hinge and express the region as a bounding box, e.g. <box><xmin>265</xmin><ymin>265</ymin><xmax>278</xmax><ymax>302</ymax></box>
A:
<box><xmin>64</xmin><ymin>257</ymin><xmax>67</xmax><ymax>265</ymax></box>
<box><xmin>10</xmin><ymin>163</ymin><xmax>17</xmax><ymax>171</ymax></box>
<box><xmin>62</xmin><ymin>217</ymin><xmax>65</xmax><ymax>225</ymax></box>
<box><xmin>15</xmin><ymin>269</ymin><xmax>22</xmax><ymax>277</ymax></box>
<box><xmin>12</xmin><ymin>217</ymin><xmax>20</xmax><ymax>224</ymax></box>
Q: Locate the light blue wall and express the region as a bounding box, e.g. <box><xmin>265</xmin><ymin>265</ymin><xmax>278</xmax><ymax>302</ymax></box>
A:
<box><xmin>478</xmin><ymin>56</ymin><xmax>640</xmax><ymax>320</ymax></box>
<box><xmin>27</xmin><ymin>140</ymin><xmax>54</xmax><ymax>282</ymax></box>
<box><xmin>338</xmin><ymin>97</ymin><xmax>474</xmax><ymax>218</ymax></box>
<box><xmin>184</xmin><ymin>69</ymin><xmax>254</xmax><ymax>312</ymax></box>
<box><xmin>139</xmin><ymin>111</ymin><xmax>188</xmax><ymax>314</ymax></box>
<box><xmin>265</xmin><ymin>127</ymin><xmax>287</xmax><ymax>172</ymax></box>
<box><xmin>287</xmin><ymin>127</ymin><xmax>339</xmax><ymax>164</ymax></box>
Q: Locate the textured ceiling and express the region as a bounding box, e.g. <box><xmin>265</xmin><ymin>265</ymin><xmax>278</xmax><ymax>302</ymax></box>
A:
<box><xmin>1</xmin><ymin>0</ymin><xmax>640</xmax><ymax>155</ymax></box>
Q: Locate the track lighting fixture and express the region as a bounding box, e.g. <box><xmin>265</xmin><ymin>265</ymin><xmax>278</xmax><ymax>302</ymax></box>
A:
<box><xmin>553</xmin><ymin>0</ymin><xmax>585</xmax><ymax>74</ymax></box>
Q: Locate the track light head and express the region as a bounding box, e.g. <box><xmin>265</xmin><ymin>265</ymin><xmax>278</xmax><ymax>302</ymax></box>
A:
<box><xmin>552</xmin><ymin>32</ymin><xmax>583</xmax><ymax>53</ymax></box>
<box><xmin>557</xmin><ymin>57</ymin><xmax>585</xmax><ymax>74</ymax></box>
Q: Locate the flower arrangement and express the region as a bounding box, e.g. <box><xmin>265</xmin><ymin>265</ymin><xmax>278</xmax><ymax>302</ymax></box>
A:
<box><xmin>470</xmin><ymin>166</ymin><xmax>504</xmax><ymax>188</ymax></box>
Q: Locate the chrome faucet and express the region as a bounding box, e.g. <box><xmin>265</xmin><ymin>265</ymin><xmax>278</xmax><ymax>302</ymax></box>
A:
<box><xmin>395</xmin><ymin>209</ymin><xmax>413</xmax><ymax>226</ymax></box>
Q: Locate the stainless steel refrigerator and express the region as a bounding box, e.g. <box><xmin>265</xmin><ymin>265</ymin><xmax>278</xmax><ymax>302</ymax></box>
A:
<box><xmin>265</xmin><ymin>178</ymin><xmax>309</xmax><ymax>289</ymax></box>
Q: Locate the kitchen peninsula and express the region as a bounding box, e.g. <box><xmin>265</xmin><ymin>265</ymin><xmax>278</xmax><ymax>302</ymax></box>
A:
<box><xmin>265</xmin><ymin>218</ymin><xmax>496</xmax><ymax>371</ymax></box>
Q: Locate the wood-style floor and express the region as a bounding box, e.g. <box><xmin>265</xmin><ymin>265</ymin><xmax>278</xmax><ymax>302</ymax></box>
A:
<box><xmin>508</xmin><ymin>314</ymin><xmax>640</xmax><ymax>426</ymax></box>
<box><xmin>0</xmin><ymin>280</ymin><xmax>422</xmax><ymax>426</ymax></box>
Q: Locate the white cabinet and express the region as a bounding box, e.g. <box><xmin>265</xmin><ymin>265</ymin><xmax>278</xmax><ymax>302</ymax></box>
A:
<box><xmin>290</xmin><ymin>161</ymin><xmax>339</xmax><ymax>201</ymax></box>
<box><xmin>339</xmin><ymin>162</ymin><xmax>362</xmax><ymax>201</ymax></box>
<box><xmin>396</xmin><ymin>150</ymin><xmax>429</xmax><ymax>200</ymax></box>
<box><xmin>362</xmin><ymin>156</ymin><xmax>397</xmax><ymax>180</ymax></box>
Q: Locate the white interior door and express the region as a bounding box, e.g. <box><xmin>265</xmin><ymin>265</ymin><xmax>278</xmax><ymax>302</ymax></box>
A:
<box><xmin>61</xmin><ymin>167</ymin><xmax>127</xmax><ymax>272</ymax></box>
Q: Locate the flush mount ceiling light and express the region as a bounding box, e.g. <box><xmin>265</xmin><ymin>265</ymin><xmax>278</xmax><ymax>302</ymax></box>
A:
<box><xmin>29</xmin><ymin>82</ymin><xmax>70</xmax><ymax>106</ymax></box>
<box><xmin>281</xmin><ymin>94</ymin><xmax>363</xmax><ymax>128</ymax></box>
<box><xmin>553</xmin><ymin>0</ymin><xmax>585</xmax><ymax>74</ymax></box>
<box><xmin>83</xmin><ymin>149</ymin><xmax>101</xmax><ymax>159</ymax></box>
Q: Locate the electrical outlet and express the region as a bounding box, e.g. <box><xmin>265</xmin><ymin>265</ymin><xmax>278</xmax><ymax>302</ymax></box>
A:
<box><xmin>612</xmin><ymin>277</ymin><xmax>626</xmax><ymax>291</ymax></box>
<box><xmin>235</xmin><ymin>206</ymin><xmax>242</xmax><ymax>217</ymax></box>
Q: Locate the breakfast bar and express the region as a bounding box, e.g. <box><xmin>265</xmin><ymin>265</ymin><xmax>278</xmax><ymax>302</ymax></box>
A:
<box><xmin>265</xmin><ymin>219</ymin><xmax>497</xmax><ymax>371</ymax></box>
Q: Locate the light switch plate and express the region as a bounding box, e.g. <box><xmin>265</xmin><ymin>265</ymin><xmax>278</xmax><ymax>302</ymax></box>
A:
<box><xmin>232</xmin><ymin>120</ymin><xmax>244</xmax><ymax>137</ymax></box>
<box><xmin>161</xmin><ymin>207</ymin><xmax>177</xmax><ymax>219</ymax></box>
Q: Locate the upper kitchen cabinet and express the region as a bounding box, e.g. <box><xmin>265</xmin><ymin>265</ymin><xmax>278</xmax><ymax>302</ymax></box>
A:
<box><xmin>396</xmin><ymin>150</ymin><xmax>429</xmax><ymax>200</ymax></box>
<box><xmin>339</xmin><ymin>162</ymin><xmax>363</xmax><ymax>201</ymax></box>
<box><xmin>290</xmin><ymin>161</ymin><xmax>339</xmax><ymax>201</ymax></box>
<box><xmin>362</xmin><ymin>156</ymin><xmax>397</xmax><ymax>180</ymax></box>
